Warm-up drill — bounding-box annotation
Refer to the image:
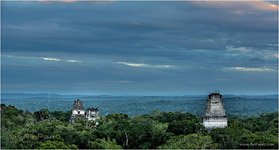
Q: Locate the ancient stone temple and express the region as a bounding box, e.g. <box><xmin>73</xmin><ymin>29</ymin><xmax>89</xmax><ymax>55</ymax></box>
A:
<box><xmin>85</xmin><ymin>108</ymin><xmax>100</xmax><ymax>121</ymax></box>
<box><xmin>72</xmin><ymin>99</ymin><xmax>85</xmax><ymax>116</ymax></box>
<box><xmin>69</xmin><ymin>99</ymin><xmax>100</xmax><ymax>123</ymax></box>
<box><xmin>203</xmin><ymin>92</ymin><xmax>228</xmax><ymax>129</ymax></box>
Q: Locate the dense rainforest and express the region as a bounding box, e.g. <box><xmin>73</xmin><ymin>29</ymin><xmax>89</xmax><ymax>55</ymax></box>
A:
<box><xmin>1</xmin><ymin>104</ymin><xmax>278</xmax><ymax>149</ymax></box>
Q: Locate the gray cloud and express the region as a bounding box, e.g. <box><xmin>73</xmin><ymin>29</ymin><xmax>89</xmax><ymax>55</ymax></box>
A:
<box><xmin>1</xmin><ymin>1</ymin><xmax>278</xmax><ymax>95</ymax></box>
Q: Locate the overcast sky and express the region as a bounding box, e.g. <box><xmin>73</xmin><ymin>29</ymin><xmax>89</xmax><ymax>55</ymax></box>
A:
<box><xmin>1</xmin><ymin>1</ymin><xmax>278</xmax><ymax>95</ymax></box>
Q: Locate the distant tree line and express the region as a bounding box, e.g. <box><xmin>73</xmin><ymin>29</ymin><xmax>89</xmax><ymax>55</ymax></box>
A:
<box><xmin>1</xmin><ymin>104</ymin><xmax>278</xmax><ymax>149</ymax></box>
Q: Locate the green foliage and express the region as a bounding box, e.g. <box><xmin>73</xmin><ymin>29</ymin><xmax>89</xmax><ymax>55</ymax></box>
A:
<box><xmin>1</xmin><ymin>104</ymin><xmax>278</xmax><ymax>149</ymax></box>
<box><xmin>167</xmin><ymin>119</ymin><xmax>203</xmax><ymax>135</ymax></box>
<box><xmin>106</xmin><ymin>113</ymin><xmax>129</xmax><ymax>121</ymax></box>
<box><xmin>209</xmin><ymin>127</ymin><xmax>244</xmax><ymax>148</ymax></box>
<box><xmin>95</xmin><ymin>114</ymin><xmax>170</xmax><ymax>149</ymax></box>
<box><xmin>147</xmin><ymin>111</ymin><xmax>198</xmax><ymax>123</ymax></box>
<box><xmin>34</xmin><ymin>109</ymin><xmax>50</xmax><ymax>121</ymax></box>
<box><xmin>124</xmin><ymin>117</ymin><xmax>169</xmax><ymax>149</ymax></box>
<box><xmin>209</xmin><ymin>113</ymin><xmax>279</xmax><ymax>149</ymax></box>
<box><xmin>159</xmin><ymin>134</ymin><xmax>218</xmax><ymax>149</ymax></box>
<box><xmin>88</xmin><ymin>139</ymin><xmax>122</xmax><ymax>149</ymax></box>
<box><xmin>39</xmin><ymin>140</ymin><xmax>77</xmax><ymax>149</ymax></box>
<box><xmin>49</xmin><ymin>111</ymin><xmax>71</xmax><ymax>122</ymax></box>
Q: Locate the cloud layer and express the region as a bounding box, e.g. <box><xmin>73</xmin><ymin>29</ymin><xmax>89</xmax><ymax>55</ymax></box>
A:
<box><xmin>117</xmin><ymin>62</ymin><xmax>172</xmax><ymax>69</ymax></box>
<box><xmin>224</xmin><ymin>66</ymin><xmax>276</xmax><ymax>72</ymax></box>
<box><xmin>1</xmin><ymin>1</ymin><xmax>278</xmax><ymax>95</ymax></box>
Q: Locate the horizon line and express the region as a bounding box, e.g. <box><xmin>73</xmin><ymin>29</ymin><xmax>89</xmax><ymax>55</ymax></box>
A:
<box><xmin>1</xmin><ymin>92</ymin><xmax>278</xmax><ymax>97</ymax></box>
